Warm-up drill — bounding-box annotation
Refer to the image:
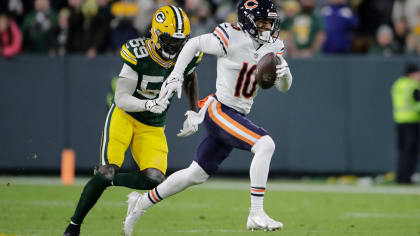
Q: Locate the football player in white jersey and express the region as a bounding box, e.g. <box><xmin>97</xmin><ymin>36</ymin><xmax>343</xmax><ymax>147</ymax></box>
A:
<box><xmin>123</xmin><ymin>0</ymin><xmax>292</xmax><ymax>234</ymax></box>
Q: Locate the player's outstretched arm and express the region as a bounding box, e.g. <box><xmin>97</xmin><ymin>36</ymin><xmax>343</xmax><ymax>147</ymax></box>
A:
<box><xmin>172</xmin><ymin>33</ymin><xmax>225</xmax><ymax>78</ymax></box>
<box><xmin>159</xmin><ymin>33</ymin><xmax>225</xmax><ymax>101</ymax></box>
<box><xmin>115</xmin><ymin>64</ymin><xmax>168</xmax><ymax>114</ymax></box>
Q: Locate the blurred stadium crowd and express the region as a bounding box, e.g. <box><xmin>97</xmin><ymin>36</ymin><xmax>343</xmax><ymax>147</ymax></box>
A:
<box><xmin>0</xmin><ymin>0</ymin><xmax>420</xmax><ymax>59</ymax></box>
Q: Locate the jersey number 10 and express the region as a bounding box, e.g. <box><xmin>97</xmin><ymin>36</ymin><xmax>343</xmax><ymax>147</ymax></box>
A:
<box><xmin>234</xmin><ymin>62</ymin><xmax>258</xmax><ymax>98</ymax></box>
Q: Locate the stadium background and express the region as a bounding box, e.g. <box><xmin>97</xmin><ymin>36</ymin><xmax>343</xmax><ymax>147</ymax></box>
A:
<box><xmin>1</xmin><ymin>0</ymin><xmax>420</xmax><ymax>176</ymax></box>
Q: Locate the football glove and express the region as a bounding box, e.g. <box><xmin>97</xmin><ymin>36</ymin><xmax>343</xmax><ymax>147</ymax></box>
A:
<box><xmin>144</xmin><ymin>98</ymin><xmax>169</xmax><ymax>114</ymax></box>
<box><xmin>276</xmin><ymin>65</ymin><xmax>291</xmax><ymax>80</ymax></box>
<box><xmin>276</xmin><ymin>55</ymin><xmax>290</xmax><ymax>79</ymax></box>
<box><xmin>177</xmin><ymin>111</ymin><xmax>200</xmax><ymax>137</ymax></box>
<box><xmin>159</xmin><ymin>73</ymin><xmax>184</xmax><ymax>102</ymax></box>
<box><xmin>177</xmin><ymin>96</ymin><xmax>216</xmax><ymax>138</ymax></box>
<box><xmin>275</xmin><ymin>56</ymin><xmax>292</xmax><ymax>92</ymax></box>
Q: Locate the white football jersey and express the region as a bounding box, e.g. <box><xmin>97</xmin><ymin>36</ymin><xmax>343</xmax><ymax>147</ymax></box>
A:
<box><xmin>212</xmin><ymin>22</ymin><xmax>285</xmax><ymax>114</ymax></box>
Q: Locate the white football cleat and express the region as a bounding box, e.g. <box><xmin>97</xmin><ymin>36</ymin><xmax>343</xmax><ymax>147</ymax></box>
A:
<box><xmin>123</xmin><ymin>192</ymin><xmax>146</xmax><ymax>236</ymax></box>
<box><xmin>247</xmin><ymin>211</ymin><xmax>284</xmax><ymax>231</ymax></box>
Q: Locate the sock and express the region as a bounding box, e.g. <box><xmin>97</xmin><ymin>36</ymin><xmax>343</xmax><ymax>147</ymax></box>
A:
<box><xmin>249</xmin><ymin>136</ymin><xmax>275</xmax><ymax>214</ymax></box>
<box><xmin>113</xmin><ymin>171</ymin><xmax>159</xmax><ymax>190</ymax></box>
<box><xmin>250</xmin><ymin>187</ymin><xmax>265</xmax><ymax>213</ymax></box>
<box><xmin>70</xmin><ymin>174</ymin><xmax>111</xmax><ymax>224</ymax></box>
<box><xmin>140</xmin><ymin>161</ymin><xmax>209</xmax><ymax>210</ymax></box>
<box><xmin>140</xmin><ymin>187</ymin><xmax>163</xmax><ymax>209</ymax></box>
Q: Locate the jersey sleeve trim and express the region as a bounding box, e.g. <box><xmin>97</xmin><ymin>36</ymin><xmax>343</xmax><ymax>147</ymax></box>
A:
<box><xmin>196</xmin><ymin>52</ymin><xmax>204</xmax><ymax>64</ymax></box>
<box><xmin>212</xmin><ymin>24</ymin><xmax>229</xmax><ymax>55</ymax></box>
<box><xmin>121</xmin><ymin>44</ymin><xmax>137</xmax><ymax>65</ymax></box>
<box><xmin>217</xmin><ymin>25</ymin><xmax>229</xmax><ymax>40</ymax></box>
<box><xmin>277</xmin><ymin>46</ymin><xmax>285</xmax><ymax>56</ymax></box>
<box><xmin>212</xmin><ymin>32</ymin><xmax>227</xmax><ymax>55</ymax></box>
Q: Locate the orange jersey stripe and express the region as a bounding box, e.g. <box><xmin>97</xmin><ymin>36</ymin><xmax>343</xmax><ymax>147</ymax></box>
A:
<box><xmin>214</xmin><ymin>29</ymin><xmax>229</xmax><ymax>48</ymax></box>
<box><xmin>277</xmin><ymin>52</ymin><xmax>283</xmax><ymax>55</ymax></box>
<box><xmin>150</xmin><ymin>190</ymin><xmax>160</xmax><ymax>202</ymax></box>
<box><xmin>198</xmin><ymin>94</ymin><xmax>214</xmax><ymax>109</ymax></box>
<box><xmin>251</xmin><ymin>188</ymin><xmax>265</xmax><ymax>192</ymax></box>
<box><xmin>216</xmin><ymin>102</ymin><xmax>261</xmax><ymax>140</ymax></box>
<box><xmin>208</xmin><ymin>101</ymin><xmax>254</xmax><ymax>146</ymax></box>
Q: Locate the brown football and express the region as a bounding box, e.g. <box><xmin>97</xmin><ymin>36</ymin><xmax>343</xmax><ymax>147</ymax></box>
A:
<box><xmin>256</xmin><ymin>52</ymin><xmax>281</xmax><ymax>89</ymax></box>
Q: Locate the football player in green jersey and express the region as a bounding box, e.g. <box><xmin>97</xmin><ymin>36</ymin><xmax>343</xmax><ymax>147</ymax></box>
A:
<box><xmin>64</xmin><ymin>5</ymin><xmax>203</xmax><ymax>236</ymax></box>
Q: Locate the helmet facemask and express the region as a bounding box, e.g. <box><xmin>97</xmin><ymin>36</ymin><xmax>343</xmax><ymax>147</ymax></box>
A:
<box><xmin>157</xmin><ymin>31</ymin><xmax>188</xmax><ymax>59</ymax></box>
<box><xmin>245</xmin><ymin>13</ymin><xmax>280</xmax><ymax>44</ymax></box>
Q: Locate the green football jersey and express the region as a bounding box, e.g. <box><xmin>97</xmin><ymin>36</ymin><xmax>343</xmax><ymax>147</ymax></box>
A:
<box><xmin>120</xmin><ymin>38</ymin><xmax>203</xmax><ymax>127</ymax></box>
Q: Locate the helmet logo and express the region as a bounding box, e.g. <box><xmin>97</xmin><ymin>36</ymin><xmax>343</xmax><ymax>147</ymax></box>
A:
<box><xmin>244</xmin><ymin>0</ymin><xmax>258</xmax><ymax>10</ymax></box>
<box><xmin>155</xmin><ymin>11</ymin><xmax>166</xmax><ymax>23</ymax></box>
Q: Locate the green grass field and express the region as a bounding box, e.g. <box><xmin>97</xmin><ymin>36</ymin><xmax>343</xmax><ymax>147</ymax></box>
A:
<box><xmin>1</xmin><ymin>177</ymin><xmax>420</xmax><ymax>236</ymax></box>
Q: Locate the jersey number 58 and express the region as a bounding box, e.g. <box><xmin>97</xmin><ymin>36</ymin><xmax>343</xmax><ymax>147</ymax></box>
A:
<box><xmin>129</xmin><ymin>39</ymin><xmax>149</xmax><ymax>59</ymax></box>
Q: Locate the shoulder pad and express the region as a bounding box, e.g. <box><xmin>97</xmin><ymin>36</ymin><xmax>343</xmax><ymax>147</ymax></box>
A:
<box><xmin>120</xmin><ymin>38</ymin><xmax>149</xmax><ymax>66</ymax></box>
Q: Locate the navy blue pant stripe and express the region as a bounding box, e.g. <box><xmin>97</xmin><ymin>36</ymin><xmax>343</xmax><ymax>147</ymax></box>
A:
<box><xmin>251</xmin><ymin>186</ymin><xmax>266</xmax><ymax>190</ymax></box>
<box><xmin>147</xmin><ymin>192</ymin><xmax>156</xmax><ymax>204</ymax></box>
<box><xmin>154</xmin><ymin>188</ymin><xmax>163</xmax><ymax>200</ymax></box>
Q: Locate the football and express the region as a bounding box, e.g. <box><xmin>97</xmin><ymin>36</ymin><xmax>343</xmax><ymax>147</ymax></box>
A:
<box><xmin>256</xmin><ymin>52</ymin><xmax>282</xmax><ymax>89</ymax></box>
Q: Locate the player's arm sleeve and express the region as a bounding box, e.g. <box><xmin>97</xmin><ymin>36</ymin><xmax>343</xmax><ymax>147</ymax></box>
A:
<box><xmin>171</xmin><ymin>33</ymin><xmax>225</xmax><ymax>77</ymax></box>
<box><xmin>114</xmin><ymin>63</ymin><xmax>148</xmax><ymax>112</ymax></box>
<box><xmin>120</xmin><ymin>42</ymin><xmax>138</xmax><ymax>69</ymax></box>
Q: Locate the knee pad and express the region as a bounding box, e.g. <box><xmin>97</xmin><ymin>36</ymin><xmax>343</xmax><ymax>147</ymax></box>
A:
<box><xmin>142</xmin><ymin>168</ymin><xmax>165</xmax><ymax>184</ymax></box>
<box><xmin>96</xmin><ymin>164</ymin><xmax>119</xmax><ymax>181</ymax></box>
<box><xmin>187</xmin><ymin>161</ymin><xmax>210</xmax><ymax>185</ymax></box>
<box><xmin>251</xmin><ymin>135</ymin><xmax>275</xmax><ymax>155</ymax></box>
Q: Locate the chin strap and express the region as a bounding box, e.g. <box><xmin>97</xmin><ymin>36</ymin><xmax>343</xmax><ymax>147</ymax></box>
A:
<box><xmin>258</xmin><ymin>31</ymin><xmax>271</xmax><ymax>42</ymax></box>
<box><xmin>154</xmin><ymin>42</ymin><xmax>177</xmax><ymax>60</ymax></box>
<box><xmin>162</xmin><ymin>49</ymin><xmax>177</xmax><ymax>60</ymax></box>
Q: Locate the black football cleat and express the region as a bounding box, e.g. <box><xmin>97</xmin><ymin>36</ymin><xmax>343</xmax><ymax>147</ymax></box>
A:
<box><xmin>64</xmin><ymin>223</ymin><xmax>80</xmax><ymax>236</ymax></box>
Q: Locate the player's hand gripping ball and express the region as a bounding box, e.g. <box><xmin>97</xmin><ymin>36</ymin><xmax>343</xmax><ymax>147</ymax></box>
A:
<box><xmin>256</xmin><ymin>52</ymin><xmax>282</xmax><ymax>89</ymax></box>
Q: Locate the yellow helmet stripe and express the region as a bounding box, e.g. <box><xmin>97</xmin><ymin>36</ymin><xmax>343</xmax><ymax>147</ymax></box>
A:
<box><xmin>169</xmin><ymin>5</ymin><xmax>183</xmax><ymax>33</ymax></box>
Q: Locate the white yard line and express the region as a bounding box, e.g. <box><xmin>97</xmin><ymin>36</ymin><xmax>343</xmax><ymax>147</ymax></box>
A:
<box><xmin>198</xmin><ymin>180</ymin><xmax>420</xmax><ymax>195</ymax></box>
<box><xmin>1</xmin><ymin>176</ymin><xmax>420</xmax><ymax>195</ymax></box>
<box><xmin>342</xmin><ymin>212</ymin><xmax>420</xmax><ymax>219</ymax></box>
